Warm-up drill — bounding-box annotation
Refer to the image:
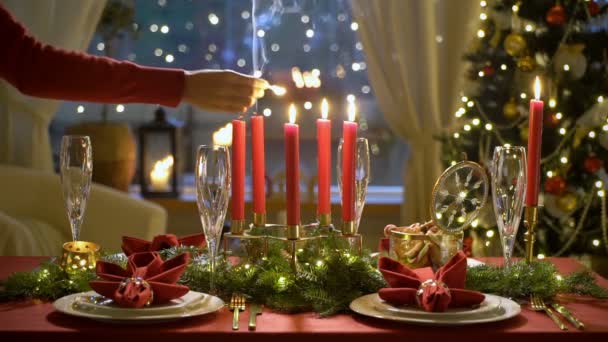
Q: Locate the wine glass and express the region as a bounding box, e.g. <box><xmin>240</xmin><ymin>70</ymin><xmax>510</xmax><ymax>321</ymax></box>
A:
<box><xmin>491</xmin><ymin>146</ymin><xmax>527</xmax><ymax>269</ymax></box>
<box><xmin>60</xmin><ymin>135</ymin><xmax>93</xmax><ymax>242</ymax></box>
<box><xmin>337</xmin><ymin>138</ymin><xmax>371</xmax><ymax>231</ymax></box>
<box><xmin>195</xmin><ymin>145</ymin><xmax>230</xmax><ymax>292</ymax></box>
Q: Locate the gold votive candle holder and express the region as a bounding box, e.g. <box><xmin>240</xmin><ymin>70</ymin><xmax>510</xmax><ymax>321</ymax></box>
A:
<box><xmin>60</xmin><ymin>241</ymin><xmax>100</xmax><ymax>273</ymax></box>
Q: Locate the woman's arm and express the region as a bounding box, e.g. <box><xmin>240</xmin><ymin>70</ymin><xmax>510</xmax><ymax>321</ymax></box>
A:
<box><xmin>0</xmin><ymin>4</ymin><xmax>184</xmax><ymax>107</ymax></box>
<box><xmin>0</xmin><ymin>4</ymin><xmax>268</xmax><ymax>111</ymax></box>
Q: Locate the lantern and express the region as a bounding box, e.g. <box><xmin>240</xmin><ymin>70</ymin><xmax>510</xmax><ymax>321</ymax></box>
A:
<box><xmin>139</xmin><ymin>107</ymin><xmax>179</xmax><ymax>197</ymax></box>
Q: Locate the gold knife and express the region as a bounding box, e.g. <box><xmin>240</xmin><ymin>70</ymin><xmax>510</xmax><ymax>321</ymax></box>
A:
<box><xmin>551</xmin><ymin>303</ymin><xmax>585</xmax><ymax>330</ymax></box>
<box><xmin>248</xmin><ymin>303</ymin><xmax>262</xmax><ymax>331</ymax></box>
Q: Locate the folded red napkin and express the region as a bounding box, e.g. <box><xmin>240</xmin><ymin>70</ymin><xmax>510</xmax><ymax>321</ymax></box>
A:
<box><xmin>378</xmin><ymin>251</ymin><xmax>484</xmax><ymax>312</ymax></box>
<box><xmin>122</xmin><ymin>233</ymin><xmax>206</xmax><ymax>256</ymax></box>
<box><xmin>89</xmin><ymin>252</ymin><xmax>190</xmax><ymax>308</ymax></box>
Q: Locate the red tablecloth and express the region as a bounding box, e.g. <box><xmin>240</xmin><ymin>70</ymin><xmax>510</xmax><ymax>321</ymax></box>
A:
<box><xmin>1</xmin><ymin>256</ymin><xmax>607</xmax><ymax>342</ymax></box>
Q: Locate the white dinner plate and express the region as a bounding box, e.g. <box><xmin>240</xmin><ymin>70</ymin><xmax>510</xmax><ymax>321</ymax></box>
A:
<box><xmin>467</xmin><ymin>258</ymin><xmax>484</xmax><ymax>267</ymax></box>
<box><xmin>350</xmin><ymin>293</ymin><xmax>520</xmax><ymax>326</ymax></box>
<box><xmin>53</xmin><ymin>290</ymin><xmax>224</xmax><ymax>323</ymax></box>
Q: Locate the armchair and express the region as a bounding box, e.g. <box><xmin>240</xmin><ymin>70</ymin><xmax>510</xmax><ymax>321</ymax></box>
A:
<box><xmin>0</xmin><ymin>165</ymin><xmax>167</xmax><ymax>256</ymax></box>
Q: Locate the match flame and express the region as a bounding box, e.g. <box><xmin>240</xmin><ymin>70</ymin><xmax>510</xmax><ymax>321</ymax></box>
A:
<box><xmin>289</xmin><ymin>103</ymin><xmax>297</xmax><ymax>124</ymax></box>
<box><xmin>347</xmin><ymin>101</ymin><xmax>356</xmax><ymax>122</ymax></box>
<box><xmin>534</xmin><ymin>76</ymin><xmax>541</xmax><ymax>100</ymax></box>
<box><xmin>270</xmin><ymin>85</ymin><xmax>286</xmax><ymax>96</ymax></box>
<box><xmin>321</xmin><ymin>98</ymin><xmax>329</xmax><ymax>119</ymax></box>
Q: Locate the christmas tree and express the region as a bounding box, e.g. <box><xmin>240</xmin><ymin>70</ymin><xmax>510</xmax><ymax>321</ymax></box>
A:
<box><xmin>441</xmin><ymin>0</ymin><xmax>608</xmax><ymax>259</ymax></box>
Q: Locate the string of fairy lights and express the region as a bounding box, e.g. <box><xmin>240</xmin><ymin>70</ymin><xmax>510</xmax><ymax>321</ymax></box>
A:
<box><xmin>448</xmin><ymin>0</ymin><xmax>608</xmax><ymax>255</ymax></box>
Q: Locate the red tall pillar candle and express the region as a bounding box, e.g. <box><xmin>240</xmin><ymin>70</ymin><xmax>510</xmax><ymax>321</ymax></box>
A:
<box><xmin>317</xmin><ymin>98</ymin><xmax>331</xmax><ymax>216</ymax></box>
<box><xmin>231</xmin><ymin>119</ymin><xmax>246</xmax><ymax>220</ymax></box>
<box><xmin>525</xmin><ymin>77</ymin><xmax>544</xmax><ymax>206</ymax></box>
<box><xmin>285</xmin><ymin>104</ymin><xmax>300</xmax><ymax>225</ymax></box>
<box><xmin>251</xmin><ymin>115</ymin><xmax>266</xmax><ymax>216</ymax></box>
<box><xmin>341</xmin><ymin>102</ymin><xmax>357</xmax><ymax>222</ymax></box>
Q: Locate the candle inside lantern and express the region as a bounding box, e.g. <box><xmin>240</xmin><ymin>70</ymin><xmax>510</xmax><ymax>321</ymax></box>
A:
<box><xmin>317</xmin><ymin>98</ymin><xmax>332</xmax><ymax>219</ymax></box>
<box><xmin>252</xmin><ymin>114</ymin><xmax>266</xmax><ymax>219</ymax></box>
<box><xmin>150</xmin><ymin>155</ymin><xmax>174</xmax><ymax>191</ymax></box>
<box><xmin>285</xmin><ymin>104</ymin><xmax>300</xmax><ymax>226</ymax></box>
<box><xmin>231</xmin><ymin>119</ymin><xmax>246</xmax><ymax>221</ymax></box>
<box><xmin>525</xmin><ymin>76</ymin><xmax>544</xmax><ymax>206</ymax></box>
<box><xmin>341</xmin><ymin>101</ymin><xmax>358</xmax><ymax>223</ymax></box>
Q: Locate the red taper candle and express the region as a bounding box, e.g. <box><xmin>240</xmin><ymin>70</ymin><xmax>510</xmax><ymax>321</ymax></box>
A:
<box><xmin>525</xmin><ymin>77</ymin><xmax>544</xmax><ymax>206</ymax></box>
<box><xmin>251</xmin><ymin>115</ymin><xmax>266</xmax><ymax>216</ymax></box>
<box><xmin>231</xmin><ymin>119</ymin><xmax>246</xmax><ymax>220</ymax></box>
<box><xmin>341</xmin><ymin>102</ymin><xmax>357</xmax><ymax>222</ymax></box>
<box><xmin>317</xmin><ymin>98</ymin><xmax>332</xmax><ymax>216</ymax></box>
<box><xmin>285</xmin><ymin>104</ymin><xmax>301</xmax><ymax>225</ymax></box>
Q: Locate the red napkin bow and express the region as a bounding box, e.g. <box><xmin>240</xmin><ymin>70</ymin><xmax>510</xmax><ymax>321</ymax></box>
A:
<box><xmin>378</xmin><ymin>251</ymin><xmax>484</xmax><ymax>312</ymax></box>
<box><xmin>122</xmin><ymin>233</ymin><xmax>206</xmax><ymax>256</ymax></box>
<box><xmin>89</xmin><ymin>252</ymin><xmax>190</xmax><ymax>308</ymax></box>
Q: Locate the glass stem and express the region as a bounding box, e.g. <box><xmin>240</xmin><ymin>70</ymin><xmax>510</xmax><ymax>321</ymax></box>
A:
<box><xmin>70</xmin><ymin>219</ymin><xmax>80</xmax><ymax>241</ymax></box>
<box><xmin>208</xmin><ymin>237</ymin><xmax>218</xmax><ymax>292</ymax></box>
<box><xmin>502</xmin><ymin>235</ymin><xmax>515</xmax><ymax>271</ymax></box>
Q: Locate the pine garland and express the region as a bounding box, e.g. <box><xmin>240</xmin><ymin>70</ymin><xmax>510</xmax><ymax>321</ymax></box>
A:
<box><xmin>1</xmin><ymin>241</ymin><xmax>607</xmax><ymax>315</ymax></box>
<box><xmin>466</xmin><ymin>261</ymin><xmax>608</xmax><ymax>299</ymax></box>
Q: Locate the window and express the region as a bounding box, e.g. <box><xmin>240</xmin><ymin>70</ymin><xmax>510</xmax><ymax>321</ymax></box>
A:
<box><xmin>50</xmin><ymin>0</ymin><xmax>407</xmax><ymax>189</ymax></box>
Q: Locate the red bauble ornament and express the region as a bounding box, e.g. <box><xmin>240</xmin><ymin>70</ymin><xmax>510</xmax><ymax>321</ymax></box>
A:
<box><xmin>544</xmin><ymin>176</ymin><xmax>567</xmax><ymax>196</ymax></box>
<box><xmin>588</xmin><ymin>1</ymin><xmax>600</xmax><ymax>16</ymax></box>
<box><xmin>584</xmin><ymin>156</ymin><xmax>603</xmax><ymax>173</ymax></box>
<box><xmin>546</xmin><ymin>5</ymin><xmax>567</xmax><ymax>26</ymax></box>
<box><xmin>544</xmin><ymin>112</ymin><xmax>560</xmax><ymax>127</ymax></box>
<box><xmin>482</xmin><ymin>65</ymin><xmax>495</xmax><ymax>76</ymax></box>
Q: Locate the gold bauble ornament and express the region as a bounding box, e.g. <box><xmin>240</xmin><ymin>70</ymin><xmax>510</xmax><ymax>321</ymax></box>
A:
<box><xmin>520</xmin><ymin>126</ymin><xmax>529</xmax><ymax>141</ymax></box>
<box><xmin>556</xmin><ymin>192</ymin><xmax>578</xmax><ymax>213</ymax></box>
<box><xmin>503</xmin><ymin>98</ymin><xmax>520</xmax><ymax>120</ymax></box>
<box><xmin>517</xmin><ymin>56</ymin><xmax>536</xmax><ymax>72</ymax></box>
<box><xmin>504</xmin><ymin>33</ymin><xmax>527</xmax><ymax>57</ymax></box>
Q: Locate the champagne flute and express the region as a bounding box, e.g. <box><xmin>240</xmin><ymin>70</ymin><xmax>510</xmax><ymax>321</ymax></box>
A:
<box><xmin>337</xmin><ymin>138</ymin><xmax>371</xmax><ymax>232</ymax></box>
<box><xmin>491</xmin><ymin>146</ymin><xmax>527</xmax><ymax>269</ymax></box>
<box><xmin>60</xmin><ymin>135</ymin><xmax>93</xmax><ymax>242</ymax></box>
<box><xmin>195</xmin><ymin>145</ymin><xmax>230</xmax><ymax>292</ymax></box>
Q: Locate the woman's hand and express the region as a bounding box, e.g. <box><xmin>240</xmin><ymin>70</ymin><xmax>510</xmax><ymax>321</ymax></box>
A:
<box><xmin>182</xmin><ymin>69</ymin><xmax>269</xmax><ymax>113</ymax></box>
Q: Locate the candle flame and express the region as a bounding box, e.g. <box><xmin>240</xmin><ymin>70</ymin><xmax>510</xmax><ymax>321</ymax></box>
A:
<box><xmin>150</xmin><ymin>155</ymin><xmax>174</xmax><ymax>188</ymax></box>
<box><xmin>534</xmin><ymin>76</ymin><xmax>541</xmax><ymax>100</ymax></box>
<box><xmin>321</xmin><ymin>98</ymin><xmax>329</xmax><ymax>119</ymax></box>
<box><xmin>292</xmin><ymin>67</ymin><xmax>305</xmax><ymax>88</ymax></box>
<box><xmin>347</xmin><ymin>101</ymin><xmax>356</xmax><ymax>122</ymax></box>
<box><xmin>289</xmin><ymin>103</ymin><xmax>297</xmax><ymax>124</ymax></box>
<box><xmin>270</xmin><ymin>85</ymin><xmax>286</xmax><ymax>96</ymax></box>
<box><xmin>291</xmin><ymin>66</ymin><xmax>321</xmax><ymax>89</ymax></box>
<box><xmin>212</xmin><ymin>122</ymin><xmax>233</xmax><ymax>146</ymax></box>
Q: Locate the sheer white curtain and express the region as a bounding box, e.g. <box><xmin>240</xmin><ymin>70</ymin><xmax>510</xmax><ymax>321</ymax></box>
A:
<box><xmin>351</xmin><ymin>0</ymin><xmax>480</xmax><ymax>224</ymax></box>
<box><xmin>0</xmin><ymin>0</ymin><xmax>106</xmax><ymax>171</ymax></box>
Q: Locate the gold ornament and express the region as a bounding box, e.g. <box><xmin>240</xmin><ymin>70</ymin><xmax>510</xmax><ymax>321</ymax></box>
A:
<box><xmin>517</xmin><ymin>56</ymin><xmax>536</xmax><ymax>72</ymax></box>
<box><xmin>556</xmin><ymin>192</ymin><xmax>578</xmax><ymax>213</ymax></box>
<box><xmin>504</xmin><ymin>33</ymin><xmax>527</xmax><ymax>57</ymax></box>
<box><xmin>520</xmin><ymin>126</ymin><xmax>529</xmax><ymax>141</ymax></box>
<box><xmin>503</xmin><ymin>98</ymin><xmax>520</xmax><ymax>120</ymax></box>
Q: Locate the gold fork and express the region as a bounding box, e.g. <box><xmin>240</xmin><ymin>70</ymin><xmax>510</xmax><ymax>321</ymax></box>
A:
<box><xmin>530</xmin><ymin>295</ymin><xmax>567</xmax><ymax>330</ymax></box>
<box><xmin>229</xmin><ymin>294</ymin><xmax>246</xmax><ymax>330</ymax></box>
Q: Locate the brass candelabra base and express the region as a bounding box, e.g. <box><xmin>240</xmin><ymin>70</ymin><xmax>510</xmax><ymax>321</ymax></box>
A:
<box><xmin>523</xmin><ymin>206</ymin><xmax>539</xmax><ymax>264</ymax></box>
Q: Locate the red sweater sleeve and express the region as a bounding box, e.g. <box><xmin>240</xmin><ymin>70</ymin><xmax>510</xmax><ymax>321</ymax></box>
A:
<box><xmin>0</xmin><ymin>4</ymin><xmax>185</xmax><ymax>107</ymax></box>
